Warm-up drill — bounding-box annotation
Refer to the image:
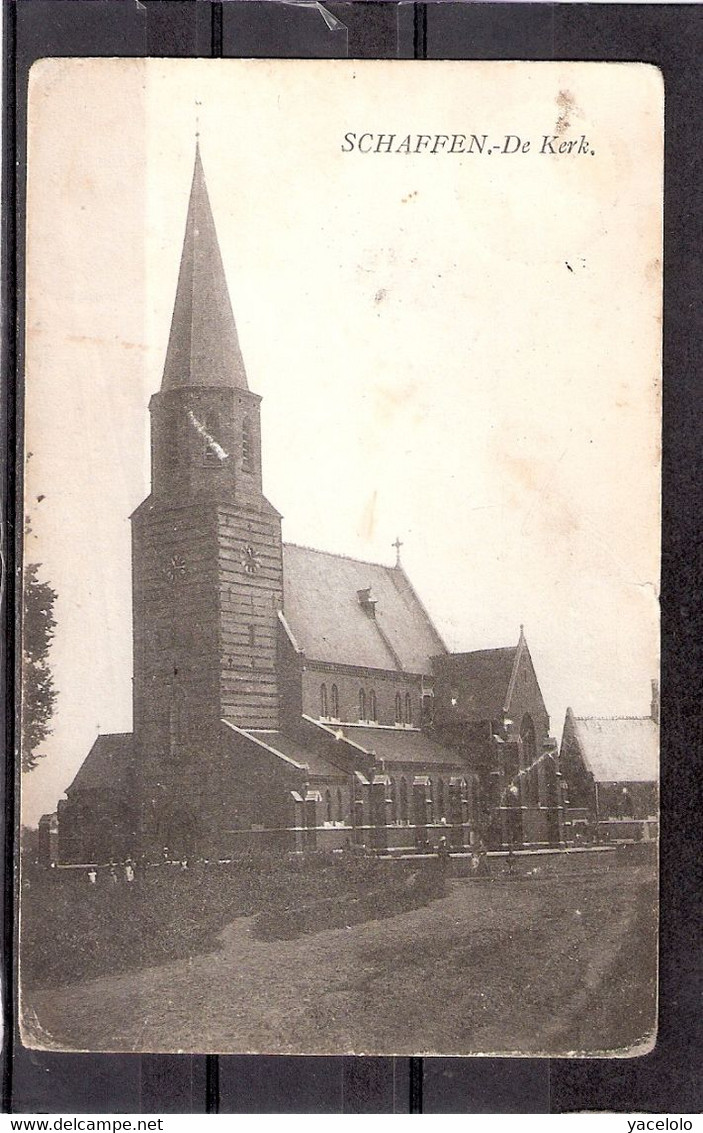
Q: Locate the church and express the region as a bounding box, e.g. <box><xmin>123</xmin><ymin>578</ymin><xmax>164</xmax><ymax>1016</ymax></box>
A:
<box><xmin>53</xmin><ymin>146</ymin><xmax>565</xmax><ymax>865</ymax></box>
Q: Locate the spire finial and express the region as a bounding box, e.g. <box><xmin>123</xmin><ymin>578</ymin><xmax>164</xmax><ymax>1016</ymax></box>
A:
<box><xmin>195</xmin><ymin>99</ymin><xmax>201</xmax><ymax>141</ymax></box>
<box><xmin>392</xmin><ymin>536</ymin><xmax>403</xmax><ymax>567</ymax></box>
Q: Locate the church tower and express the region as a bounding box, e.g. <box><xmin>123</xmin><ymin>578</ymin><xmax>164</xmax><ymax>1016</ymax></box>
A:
<box><xmin>131</xmin><ymin>145</ymin><xmax>283</xmax><ymax>842</ymax></box>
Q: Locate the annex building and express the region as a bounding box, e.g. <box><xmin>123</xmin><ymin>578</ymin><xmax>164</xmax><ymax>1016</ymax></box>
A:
<box><xmin>53</xmin><ymin>147</ymin><xmax>566</xmax><ymax>864</ymax></box>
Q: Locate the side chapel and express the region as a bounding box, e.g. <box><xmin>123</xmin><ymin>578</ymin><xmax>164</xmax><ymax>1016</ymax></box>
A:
<box><xmin>54</xmin><ymin>146</ymin><xmax>565</xmax><ymax>863</ymax></box>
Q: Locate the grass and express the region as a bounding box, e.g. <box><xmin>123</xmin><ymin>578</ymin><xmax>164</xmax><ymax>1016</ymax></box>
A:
<box><xmin>20</xmin><ymin>856</ymin><xmax>657</xmax><ymax>1056</ymax></box>
<box><xmin>19</xmin><ymin>853</ymin><xmax>444</xmax><ymax>988</ymax></box>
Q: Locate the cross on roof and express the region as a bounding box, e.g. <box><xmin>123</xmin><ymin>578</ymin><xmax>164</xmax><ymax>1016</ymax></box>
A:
<box><xmin>392</xmin><ymin>536</ymin><xmax>403</xmax><ymax>566</ymax></box>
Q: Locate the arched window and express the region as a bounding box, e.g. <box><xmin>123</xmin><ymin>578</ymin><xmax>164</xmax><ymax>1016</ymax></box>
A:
<box><xmin>437</xmin><ymin>778</ymin><xmax>445</xmax><ymax>821</ymax></box>
<box><xmin>400</xmin><ymin>777</ymin><xmax>409</xmax><ymax>823</ymax></box>
<box><xmin>325</xmin><ymin>790</ymin><xmax>333</xmax><ymax>823</ymax></box>
<box><xmin>369</xmin><ymin>689</ymin><xmax>377</xmax><ymax>722</ymax></box>
<box><xmin>520</xmin><ymin>714</ymin><xmax>538</xmax><ymax>806</ymax></box>
<box><xmin>359</xmin><ymin>688</ymin><xmax>366</xmax><ymax>721</ymax></box>
<box><xmin>336</xmin><ymin>788</ymin><xmax>343</xmax><ymax>823</ymax></box>
<box><xmin>202</xmin><ymin>413</ymin><xmax>220</xmax><ymax>466</ymax></box>
<box><xmin>390</xmin><ymin>779</ymin><xmax>398</xmax><ymax>823</ymax></box>
<box><xmin>320</xmin><ymin>684</ymin><xmax>328</xmax><ymax>718</ymax></box>
<box><xmin>405</xmin><ymin>692</ymin><xmax>413</xmax><ymax>726</ymax></box>
<box><xmin>242</xmin><ymin>417</ymin><xmax>253</xmax><ymax>470</ymax></box>
<box><xmin>331</xmin><ymin>684</ymin><xmax>339</xmax><ymax>719</ymax></box>
<box><xmin>395</xmin><ymin>693</ymin><xmax>402</xmax><ymax>724</ymax></box>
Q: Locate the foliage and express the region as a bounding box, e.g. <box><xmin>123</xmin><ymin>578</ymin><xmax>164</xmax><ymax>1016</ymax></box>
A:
<box><xmin>22</xmin><ymin>563</ymin><xmax>57</xmax><ymax>772</ymax></box>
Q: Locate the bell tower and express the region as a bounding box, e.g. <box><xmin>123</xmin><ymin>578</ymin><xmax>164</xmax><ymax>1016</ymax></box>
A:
<box><xmin>131</xmin><ymin>144</ymin><xmax>283</xmax><ymax>838</ymax></box>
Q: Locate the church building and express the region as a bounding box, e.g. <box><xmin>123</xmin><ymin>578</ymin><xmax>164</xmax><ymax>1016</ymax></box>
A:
<box><xmin>54</xmin><ymin>146</ymin><xmax>565</xmax><ymax>864</ymax></box>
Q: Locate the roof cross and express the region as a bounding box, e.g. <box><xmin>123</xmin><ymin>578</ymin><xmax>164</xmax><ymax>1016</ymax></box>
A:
<box><xmin>392</xmin><ymin>536</ymin><xmax>403</xmax><ymax>566</ymax></box>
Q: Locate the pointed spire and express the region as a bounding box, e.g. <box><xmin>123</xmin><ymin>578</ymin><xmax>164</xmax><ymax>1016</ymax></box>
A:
<box><xmin>161</xmin><ymin>143</ymin><xmax>248</xmax><ymax>392</ymax></box>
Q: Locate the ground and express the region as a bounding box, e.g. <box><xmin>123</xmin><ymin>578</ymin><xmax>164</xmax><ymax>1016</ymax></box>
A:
<box><xmin>22</xmin><ymin>858</ymin><xmax>656</xmax><ymax>1056</ymax></box>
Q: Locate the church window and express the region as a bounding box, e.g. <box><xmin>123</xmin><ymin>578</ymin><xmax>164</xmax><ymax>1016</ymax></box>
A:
<box><xmin>405</xmin><ymin>693</ymin><xmax>413</xmax><ymax>726</ymax></box>
<box><xmin>369</xmin><ymin>689</ymin><xmax>377</xmax><ymax>722</ymax></box>
<box><xmin>202</xmin><ymin>413</ymin><xmax>221</xmax><ymax>466</ymax></box>
<box><xmin>320</xmin><ymin>684</ymin><xmax>328</xmax><ymax>718</ymax></box>
<box><xmin>400</xmin><ymin>777</ymin><xmax>409</xmax><ymax>823</ymax></box>
<box><xmin>331</xmin><ymin>684</ymin><xmax>339</xmax><ymax>718</ymax></box>
<box><xmin>336</xmin><ymin>788</ymin><xmax>343</xmax><ymax>823</ymax></box>
<box><xmin>242</xmin><ymin>417</ymin><xmax>253</xmax><ymax>470</ymax></box>
<box><xmin>395</xmin><ymin>693</ymin><xmax>402</xmax><ymax>724</ymax></box>
<box><xmin>390</xmin><ymin>779</ymin><xmax>398</xmax><ymax>823</ymax></box>
<box><xmin>438</xmin><ymin>778</ymin><xmax>445</xmax><ymax>821</ymax></box>
<box><xmin>325</xmin><ymin>790</ymin><xmax>333</xmax><ymax>824</ymax></box>
<box><xmin>520</xmin><ymin>714</ymin><xmax>538</xmax><ymax>807</ymax></box>
<box><xmin>359</xmin><ymin>689</ymin><xmax>366</xmax><ymax>721</ymax></box>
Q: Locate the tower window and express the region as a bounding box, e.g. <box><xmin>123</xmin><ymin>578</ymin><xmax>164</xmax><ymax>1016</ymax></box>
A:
<box><xmin>320</xmin><ymin>683</ymin><xmax>328</xmax><ymax>719</ymax></box>
<box><xmin>359</xmin><ymin>688</ymin><xmax>366</xmax><ymax>721</ymax></box>
<box><xmin>395</xmin><ymin>693</ymin><xmax>402</xmax><ymax>724</ymax></box>
<box><xmin>242</xmin><ymin>417</ymin><xmax>253</xmax><ymax>471</ymax></box>
<box><xmin>368</xmin><ymin>689</ymin><xmax>377</xmax><ymax>722</ymax></box>
<box><xmin>325</xmin><ymin>790</ymin><xmax>333</xmax><ymax>824</ymax></box>
<box><xmin>201</xmin><ymin>413</ymin><xmax>221</xmax><ymax>467</ymax></box>
<box><xmin>331</xmin><ymin>684</ymin><xmax>339</xmax><ymax>719</ymax></box>
<box><xmin>405</xmin><ymin>693</ymin><xmax>413</xmax><ymax>726</ymax></box>
<box><xmin>336</xmin><ymin>788</ymin><xmax>343</xmax><ymax>823</ymax></box>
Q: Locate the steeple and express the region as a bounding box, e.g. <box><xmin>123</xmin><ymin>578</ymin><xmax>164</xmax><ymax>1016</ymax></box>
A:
<box><xmin>161</xmin><ymin>143</ymin><xmax>248</xmax><ymax>392</ymax></box>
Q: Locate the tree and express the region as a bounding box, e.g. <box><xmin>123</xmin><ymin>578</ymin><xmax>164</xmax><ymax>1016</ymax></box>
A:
<box><xmin>22</xmin><ymin>562</ymin><xmax>57</xmax><ymax>772</ymax></box>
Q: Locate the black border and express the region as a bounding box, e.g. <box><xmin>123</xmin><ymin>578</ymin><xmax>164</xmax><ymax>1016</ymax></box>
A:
<box><xmin>4</xmin><ymin>1</ymin><xmax>701</xmax><ymax>1114</ymax></box>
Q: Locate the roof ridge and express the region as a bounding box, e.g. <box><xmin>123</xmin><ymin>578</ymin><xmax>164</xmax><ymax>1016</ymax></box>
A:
<box><xmin>283</xmin><ymin>541</ymin><xmax>397</xmax><ymax>571</ymax></box>
<box><xmin>449</xmin><ymin>645</ymin><xmax>517</xmax><ymax>659</ymax></box>
<box><xmin>574</xmin><ymin>714</ymin><xmax>654</xmax><ymax>722</ymax></box>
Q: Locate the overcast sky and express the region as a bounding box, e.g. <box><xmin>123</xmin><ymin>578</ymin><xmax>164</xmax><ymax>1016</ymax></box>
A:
<box><xmin>22</xmin><ymin>59</ymin><xmax>662</xmax><ymax>826</ymax></box>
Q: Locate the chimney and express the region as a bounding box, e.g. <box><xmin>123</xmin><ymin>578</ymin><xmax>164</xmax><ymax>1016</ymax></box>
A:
<box><xmin>650</xmin><ymin>678</ymin><xmax>660</xmax><ymax>724</ymax></box>
<box><xmin>357</xmin><ymin>587</ymin><xmax>377</xmax><ymax>619</ymax></box>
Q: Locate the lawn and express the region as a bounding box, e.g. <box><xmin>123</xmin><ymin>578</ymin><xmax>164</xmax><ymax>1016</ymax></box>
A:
<box><xmin>21</xmin><ymin>857</ymin><xmax>657</xmax><ymax>1056</ymax></box>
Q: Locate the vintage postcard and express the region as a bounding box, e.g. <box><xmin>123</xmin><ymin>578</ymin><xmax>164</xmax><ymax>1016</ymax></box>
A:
<box><xmin>19</xmin><ymin>59</ymin><xmax>661</xmax><ymax>1055</ymax></box>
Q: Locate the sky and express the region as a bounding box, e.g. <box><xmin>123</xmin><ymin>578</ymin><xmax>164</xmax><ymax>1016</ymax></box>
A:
<box><xmin>22</xmin><ymin>59</ymin><xmax>662</xmax><ymax>826</ymax></box>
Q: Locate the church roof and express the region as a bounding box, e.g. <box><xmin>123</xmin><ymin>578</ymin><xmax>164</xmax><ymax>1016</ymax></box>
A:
<box><xmin>161</xmin><ymin>143</ymin><xmax>248</xmax><ymax>392</ymax></box>
<box><xmin>565</xmin><ymin>713</ymin><xmax>659</xmax><ymax>784</ymax></box>
<box><xmin>336</xmin><ymin>725</ymin><xmax>465</xmax><ymax>769</ymax></box>
<box><xmin>67</xmin><ymin>733</ymin><xmax>134</xmax><ymax>794</ymax></box>
<box><xmin>240</xmin><ymin>729</ymin><xmax>348</xmax><ymax>779</ymax></box>
<box><xmin>281</xmin><ymin>543</ymin><xmax>447</xmax><ymax>675</ymax></box>
<box><xmin>434</xmin><ymin>646</ymin><xmax>518</xmax><ymax>721</ymax></box>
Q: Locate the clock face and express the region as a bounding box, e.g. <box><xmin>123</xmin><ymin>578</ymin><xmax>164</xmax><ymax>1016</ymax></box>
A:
<box><xmin>163</xmin><ymin>554</ymin><xmax>187</xmax><ymax>583</ymax></box>
<box><xmin>241</xmin><ymin>544</ymin><xmax>261</xmax><ymax>574</ymax></box>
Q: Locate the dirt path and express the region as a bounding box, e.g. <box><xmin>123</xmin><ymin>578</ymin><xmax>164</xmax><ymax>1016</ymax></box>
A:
<box><xmin>25</xmin><ymin>866</ymin><xmax>656</xmax><ymax>1056</ymax></box>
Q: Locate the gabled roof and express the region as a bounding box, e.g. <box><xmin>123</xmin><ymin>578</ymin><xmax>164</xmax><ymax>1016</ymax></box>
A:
<box><xmin>223</xmin><ymin>722</ymin><xmax>347</xmax><ymax>779</ymax></box>
<box><xmin>565</xmin><ymin>712</ymin><xmax>659</xmax><ymax>783</ymax></box>
<box><xmin>281</xmin><ymin>544</ymin><xmax>446</xmax><ymax>675</ymax></box>
<box><xmin>67</xmin><ymin>733</ymin><xmax>134</xmax><ymax>794</ymax></box>
<box><xmin>161</xmin><ymin>143</ymin><xmax>248</xmax><ymax>392</ymax></box>
<box><xmin>434</xmin><ymin>646</ymin><xmax>518</xmax><ymax>721</ymax></box>
<box><xmin>336</xmin><ymin>725</ymin><xmax>465</xmax><ymax>769</ymax></box>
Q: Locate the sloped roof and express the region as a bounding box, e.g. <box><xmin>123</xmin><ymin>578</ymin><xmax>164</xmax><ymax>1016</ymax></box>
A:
<box><xmin>67</xmin><ymin>733</ymin><xmax>134</xmax><ymax>794</ymax></box>
<box><xmin>241</xmin><ymin>729</ymin><xmax>347</xmax><ymax>779</ymax></box>
<box><xmin>336</xmin><ymin>725</ymin><xmax>464</xmax><ymax>768</ymax></box>
<box><xmin>282</xmin><ymin>544</ymin><xmax>446</xmax><ymax>675</ymax></box>
<box><xmin>569</xmin><ymin>715</ymin><xmax>659</xmax><ymax>783</ymax></box>
<box><xmin>161</xmin><ymin>144</ymin><xmax>248</xmax><ymax>392</ymax></box>
<box><xmin>435</xmin><ymin>646</ymin><xmax>517</xmax><ymax>721</ymax></box>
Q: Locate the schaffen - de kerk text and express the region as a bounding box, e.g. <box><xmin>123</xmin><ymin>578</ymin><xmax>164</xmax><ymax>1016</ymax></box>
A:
<box><xmin>341</xmin><ymin>132</ymin><xmax>596</xmax><ymax>155</ymax></box>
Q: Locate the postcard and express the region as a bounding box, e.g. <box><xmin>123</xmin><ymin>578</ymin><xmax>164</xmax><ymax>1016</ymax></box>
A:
<box><xmin>20</xmin><ymin>58</ymin><xmax>661</xmax><ymax>1055</ymax></box>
